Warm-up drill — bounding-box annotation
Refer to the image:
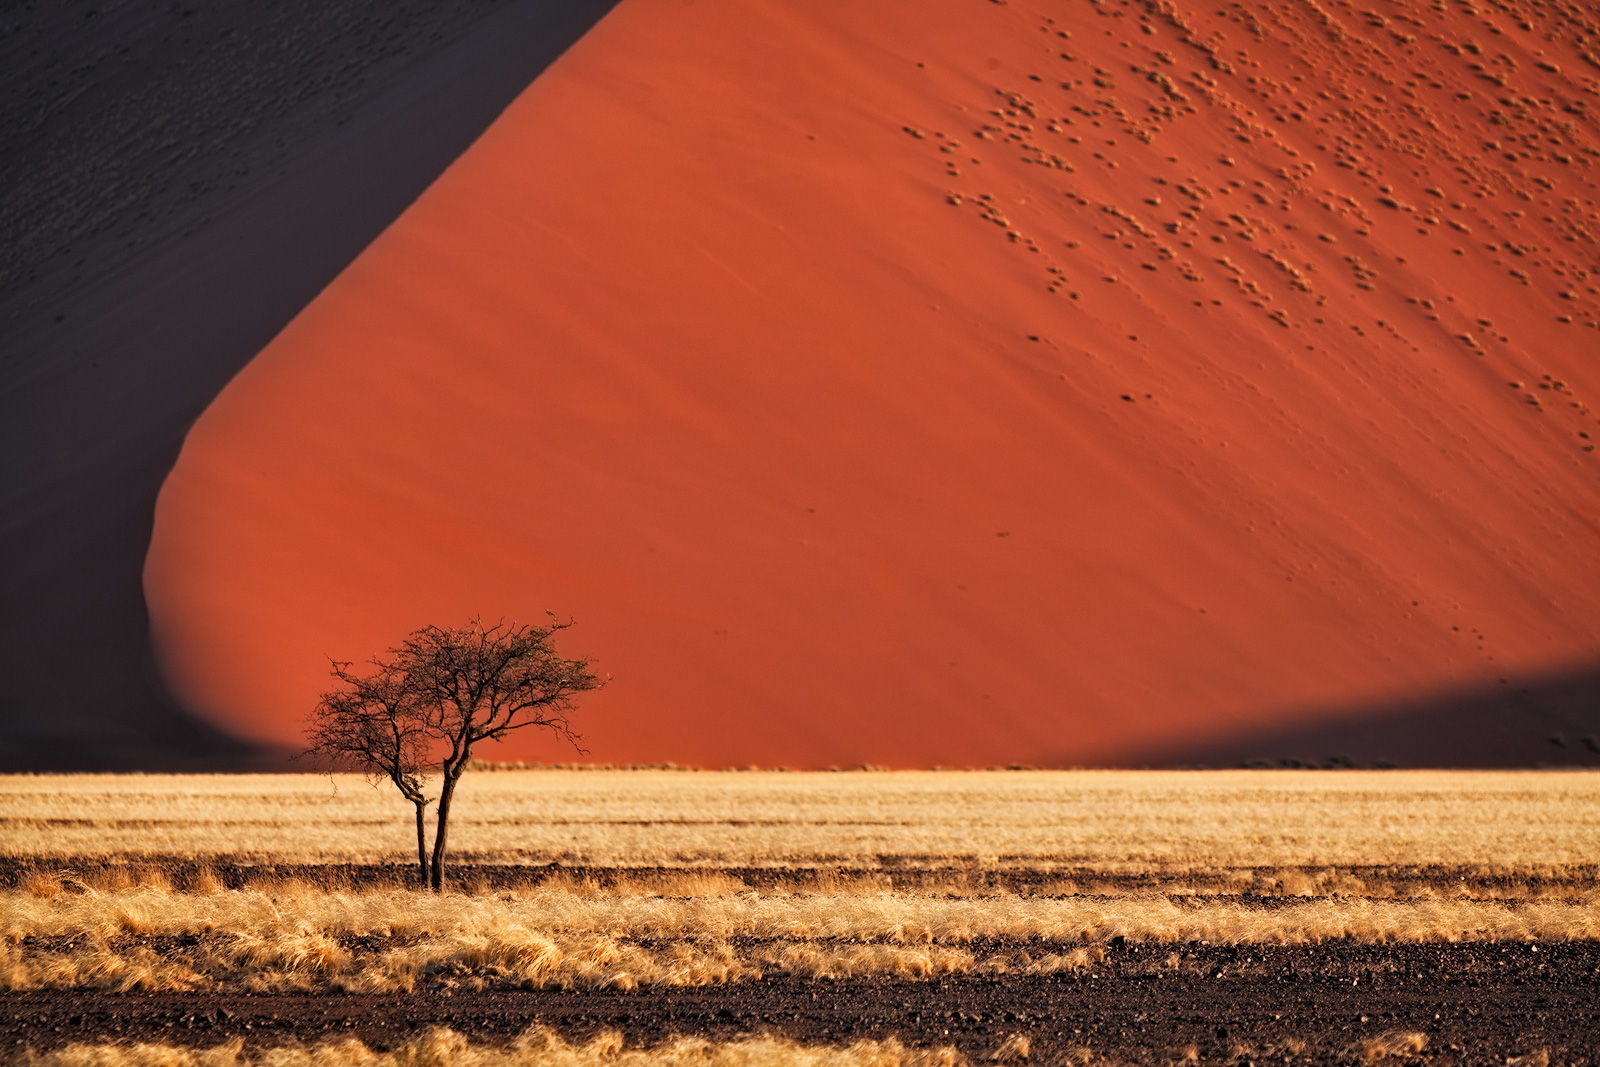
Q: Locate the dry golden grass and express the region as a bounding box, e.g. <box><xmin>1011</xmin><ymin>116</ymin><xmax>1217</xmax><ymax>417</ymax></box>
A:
<box><xmin>1357</xmin><ymin>1031</ymin><xmax>1429</xmax><ymax>1064</ymax></box>
<box><xmin>4</xmin><ymin>770</ymin><xmax>1595</xmax><ymax>994</ymax></box>
<box><xmin>19</xmin><ymin>1028</ymin><xmax>969</xmax><ymax>1067</ymax></box>
<box><xmin>10</xmin><ymin>1029</ymin><xmax>1479</xmax><ymax>1067</ymax></box>
<box><xmin>3</xmin><ymin>876</ymin><xmax>1595</xmax><ymax>993</ymax></box>
<box><xmin>3</xmin><ymin>770</ymin><xmax>1596</xmax><ymax>873</ymax></box>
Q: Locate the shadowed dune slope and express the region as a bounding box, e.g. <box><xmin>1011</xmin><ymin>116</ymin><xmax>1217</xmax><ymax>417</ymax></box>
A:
<box><xmin>146</xmin><ymin>0</ymin><xmax>1600</xmax><ymax>768</ymax></box>
<box><xmin>0</xmin><ymin>0</ymin><xmax>618</xmax><ymax>769</ymax></box>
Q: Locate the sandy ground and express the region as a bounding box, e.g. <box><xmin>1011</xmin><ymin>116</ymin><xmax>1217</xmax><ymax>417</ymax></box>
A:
<box><xmin>0</xmin><ymin>1</ymin><xmax>617</xmax><ymax>769</ymax></box>
<box><xmin>138</xmin><ymin>0</ymin><xmax>1600</xmax><ymax>768</ymax></box>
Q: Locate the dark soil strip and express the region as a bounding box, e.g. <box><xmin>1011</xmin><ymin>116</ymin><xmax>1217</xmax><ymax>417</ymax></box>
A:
<box><xmin>5</xmin><ymin>944</ymin><xmax>1598</xmax><ymax>1065</ymax></box>
<box><xmin>4</xmin><ymin>858</ymin><xmax>1593</xmax><ymax>899</ymax></box>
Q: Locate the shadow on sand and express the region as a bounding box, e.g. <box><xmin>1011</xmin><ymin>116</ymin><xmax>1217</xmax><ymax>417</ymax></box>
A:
<box><xmin>0</xmin><ymin>0</ymin><xmax>619</xmax><ymax>771</ymax></box>
<box><xmin>1131</xmin><ymin>664</ymin><xmax>1600</xmax><ymax>769</ymax></box>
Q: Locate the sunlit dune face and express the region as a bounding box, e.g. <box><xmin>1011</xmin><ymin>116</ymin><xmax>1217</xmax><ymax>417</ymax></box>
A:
<box><xmin>145</xmin><ymin>0</ymin><xmax>1600</xmax><ymax>767</ymax></box>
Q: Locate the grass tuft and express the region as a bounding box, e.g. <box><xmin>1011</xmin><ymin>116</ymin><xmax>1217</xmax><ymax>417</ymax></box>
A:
<box><xmin>1357</xmin><ymin>1031</ymin><xmax>1428</xmax><ymax>1063</ymax></box>
<box><xmin>990</xmin><ymin>1033</ymin><xmax>1030</xmax><ymax>1062</ymax></box>
<box><xmin>21</xmin><ymin>869</ymin><xmax>62</xmax><ymax>900</ymax></box>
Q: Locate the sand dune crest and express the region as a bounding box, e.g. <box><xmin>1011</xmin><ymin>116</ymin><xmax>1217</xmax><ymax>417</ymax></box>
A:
<box><xmin>146</xmin><ymin>0</ymin><xmax>1600</xmax><ymax>767</ymax></box>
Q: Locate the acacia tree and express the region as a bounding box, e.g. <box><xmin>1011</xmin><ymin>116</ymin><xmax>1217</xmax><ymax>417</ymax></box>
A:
<box><xmin>302</xmin><ymin>618</ymin><xmax>604</xmax><ymax>891</ymax></box>
<box><xmin>303</xmin><ymin>663</ymin><xmax>435</xmax><ymax>885</ymax></box>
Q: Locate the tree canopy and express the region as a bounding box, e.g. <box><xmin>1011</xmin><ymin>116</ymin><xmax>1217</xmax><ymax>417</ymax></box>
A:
<box><xmin>302</xmin><ymin>617</ymin><xmax>604</xmax><ymax>890</ymax></box>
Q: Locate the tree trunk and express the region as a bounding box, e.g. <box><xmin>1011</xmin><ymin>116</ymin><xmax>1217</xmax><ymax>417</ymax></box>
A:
<box><xmin>413</xmin><ymin>800</ymin><xmax>431</xmax><ymax>887</ymax></box>
<box><xmin>429</xmin><ymin>772</ymin><xmax>461</xmax><ymax>893</ymax></box>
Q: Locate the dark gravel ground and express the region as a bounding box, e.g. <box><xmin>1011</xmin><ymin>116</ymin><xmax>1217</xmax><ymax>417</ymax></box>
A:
<box><xmin>4</xmin><ymin>942</ymin><xmax>1597</xmax><ymax>1064</ymax></box>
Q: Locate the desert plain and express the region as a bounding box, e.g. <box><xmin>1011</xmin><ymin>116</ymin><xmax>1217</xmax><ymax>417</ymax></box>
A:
<box><xmin>4</xmin><ymin>0</ymin><xmax>1600</xmax><ymax>1061</ymax></box>
<box><xmin>3</xmin><ymin>769</ymin><xmax>1598</xmax><ymax>1064</ymax></box>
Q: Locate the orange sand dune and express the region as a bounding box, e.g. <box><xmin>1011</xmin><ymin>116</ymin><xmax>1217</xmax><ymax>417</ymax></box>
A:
<box><xmin>146</xmin><ymin>0</ymin><xmax>1600</xmax><ymax>768</ymax></box>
